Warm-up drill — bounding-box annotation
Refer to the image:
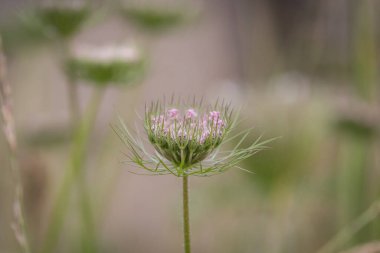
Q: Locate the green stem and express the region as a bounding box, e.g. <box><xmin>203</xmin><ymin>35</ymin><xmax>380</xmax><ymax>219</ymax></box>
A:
<box><xmin>78</xmin><ymin>169</ymin><xmax>97</xmax><ymax>253</ymax></box>
<box><xmin>67</xmin><ymin>77</ymin><xmax>80</xmax><ymax>127</ymax></box>
<box><xmin>59</xmin><ymin>40</ymin><xmax>80</xmax><ymax>129</ymax></box>
<box><xmin>183</xmin><ymin>176</ymin><xmax>191</xmax><ymax>253</ymax></box>
<box><xmin>59</xmin><ymin>40</ymin><xmax>97</xmax><ymax>252</ymax></box>
<box><xmin>42</xmin><ymin>88</ymin><xmax>104</xmax><ymax>253</ymax></box>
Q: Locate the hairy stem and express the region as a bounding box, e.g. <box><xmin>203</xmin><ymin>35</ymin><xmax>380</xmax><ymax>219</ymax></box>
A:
<box><xmin>0</xmin><ymin>36</ymin><xmax>31</xmax><ymax>253</ymax></box>
<box><xmin>183</xmin><ymin>176</ymin><xmax>191</xmax><ymax>253</ymax></box>
<box><xmin>42</xmin><ymin>88</ymin><xmax>104</xmax><ymax>253</ymax></box>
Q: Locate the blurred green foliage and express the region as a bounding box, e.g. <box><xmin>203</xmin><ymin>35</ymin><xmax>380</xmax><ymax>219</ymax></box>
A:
<box><xmin>22</xmin><ymin>127</ymin><xmax>72</xmax><ymax>147</ymax></box>
<box><xmin>240</xmin><ymin>105</ymin><xmax>326</xmax><ymax>194</ymax></box>
<box><xmin>244</xmin><ymin>135</ymin><xmax>315</xmax><ymax>192</ymax></box>
<box><xmin>0</xmin><ymin>6</ymin><xmax>90</xmax><ymax>50</ymax></box>
<box><xmin>334</xmin><ymin>118</ymin><xmax>377</xmax><ymax>138</ymax></box>
<box><xmin>0</xmin><ymin>11</ymin><xmax>49</xmax><ymax>49</ymax></box>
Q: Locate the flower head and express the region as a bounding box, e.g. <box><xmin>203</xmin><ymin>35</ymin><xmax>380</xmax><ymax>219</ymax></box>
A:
<box><xmin>67</xmin><ymin>43</ymin><xmax>146</xmax><ymax>85</ymax></box>
<box><xmin>145</xmin><ymin>103</ymin><xmax>230</xmax><ymax>168</ymax></box>
<box><xmin>114</xmin><ymin>98</ymin><xmax>273</xmax><ymax>177</ymax></box>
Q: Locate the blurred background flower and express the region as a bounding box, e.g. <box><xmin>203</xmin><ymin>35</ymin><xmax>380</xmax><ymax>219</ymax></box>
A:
<box><xmin>67</xmin><ymin>42</ymin><xmax>145</xmax><ymax>86</ymax></box>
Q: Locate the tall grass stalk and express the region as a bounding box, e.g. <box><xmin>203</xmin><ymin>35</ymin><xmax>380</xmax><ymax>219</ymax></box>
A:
<box><xmin>355</xmin><ymin>0</ymin><xmax>380</xmax><ymax>238</ymax></box>
<box><xmin>336</xmin><ymin>0</ymin><xmax>378</xmax><ymax>245</ymax></box>
<box><xmin>42</xmin><ymin>88</ymin><xmax>104</xmax><ymax>253</ymax></box>
<box><xmin>0</xmin><ymin>36</ymin><xmax>31</xmax><ymax>253</ymax></box>
<box><xmin>337</xmin><ymin>136</ymin><xmax>370</xmax><ymax>244</ymax></box>
<box><xmin>317</xmin><ymin>199</ymin><xmax>380</xmax><ymax>253</ymax></box>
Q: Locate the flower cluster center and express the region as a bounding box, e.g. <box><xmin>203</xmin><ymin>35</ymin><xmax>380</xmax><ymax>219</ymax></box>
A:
<box><xmin>150</xmin><ymin>108</ymin><xmax>226</xmax><ymax>144</ymax></box>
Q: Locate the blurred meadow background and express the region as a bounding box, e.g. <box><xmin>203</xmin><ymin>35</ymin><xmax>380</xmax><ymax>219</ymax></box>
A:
<box><xmin>0</xmin><ymin>0</ymin><xmax>380</xmax><ymax>253</ymax></box>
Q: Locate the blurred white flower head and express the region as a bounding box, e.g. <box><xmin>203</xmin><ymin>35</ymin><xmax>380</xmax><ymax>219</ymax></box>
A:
<box><xmin>67</xmin><ymin>42</ymin><xmax>145</xmax><ymax>85</ymax></box>
<box><xmin>71</xmin><ymin>43</ymin><xmax>141</xmax><ymax>64</ymax></box>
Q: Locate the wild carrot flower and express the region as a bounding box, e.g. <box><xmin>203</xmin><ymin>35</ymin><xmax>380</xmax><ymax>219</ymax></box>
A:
<box><xmin>66</xmin><ymin>43</ymin><xmax>146</xmax><ymax>86</ymax></box>
<box><xmin>114</xmin><ymin>98</ymin><xmax>271</xmax><ymax>177</ymax></box>
<box><xmin>114</xmin><ymin>97</ymin><xmax>272</xmax><ymax>253</ymax></box>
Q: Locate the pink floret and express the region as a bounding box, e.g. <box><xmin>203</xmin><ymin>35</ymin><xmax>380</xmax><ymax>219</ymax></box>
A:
<box><xmin>209</xmin><ymin>111</ymin><xmax>220</xmax><ymax>121</ymax></box>
<box><xmin>185</xmin><ymin>109</ymin><xmax>198</xmax><ymax>119</ymax></box>
<box><xmin>167</xmin><ymin>108</ymin><xmax>179</xmax><ymax>119</ymax></box>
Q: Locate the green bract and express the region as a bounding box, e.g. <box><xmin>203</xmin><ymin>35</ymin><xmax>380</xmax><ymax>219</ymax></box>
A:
<box><xmin>114</xmin><ymin>98</ymin><xmax>273</xmax><ymax>177</ymax></box>
<box><xmin>66</xmin><ymin>44</ymin><xmax>146</xmax><ymax>86</ymax></box>
<box><xmin>36</xmin><ymin>3</ymin><xmax>90</xmax><ymax>38</ymax></box>
<box><xmin>121</xmin><ymin>6</ymin><xmax>185</xmax><ymax>31</ymax></box>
